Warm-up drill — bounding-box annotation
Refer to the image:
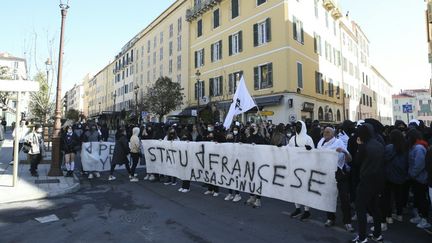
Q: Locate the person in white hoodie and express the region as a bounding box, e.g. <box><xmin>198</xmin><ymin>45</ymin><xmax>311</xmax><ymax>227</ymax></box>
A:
<box><xmin>129</xmin><ymin>127</ymin><xmax>141</xmax><ymax>182</ymax></box>
<box><xmin>10</xmin><ymin>120</ymin><xmax>29</xmax><ymax>165</ymax></box>
<box><xmin>288</xmin><ymin>120</ymin><xmax>314</xmax><ymax>220</ymax></box>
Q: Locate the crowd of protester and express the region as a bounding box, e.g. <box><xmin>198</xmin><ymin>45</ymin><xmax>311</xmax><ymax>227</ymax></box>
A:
<box><xmin>7</xmin><ymin>116</ymin><xmax>432</xmax><ymax>243</ymax></box>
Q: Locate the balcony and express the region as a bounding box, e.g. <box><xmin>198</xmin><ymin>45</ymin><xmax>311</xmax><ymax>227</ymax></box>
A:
<box><xmin>186</xmin><ymin>0</ymin><xmax>222</xmax><ymax>22</ymax></box>
<box><xmin>323</xmin><ymin>0</ymin><xmax>336</xmax><ymax>11</ymax></box>
<box><xmin>331</xmin><ymin>8</ymin><xmax>342</xmax><ymax>20</ymax></box>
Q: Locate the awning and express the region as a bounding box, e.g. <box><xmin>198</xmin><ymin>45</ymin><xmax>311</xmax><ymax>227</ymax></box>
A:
<box><xmin>217</xmin><ymin>95</ymin><xmax>284</xmax><ymax>110</ymax></box>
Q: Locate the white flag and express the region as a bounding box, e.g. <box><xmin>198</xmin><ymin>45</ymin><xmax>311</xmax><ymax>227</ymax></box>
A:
<box><xmin>223</xmin><ymin>76</ymin><xmax>256</xmax><ymax>129</ymax></box>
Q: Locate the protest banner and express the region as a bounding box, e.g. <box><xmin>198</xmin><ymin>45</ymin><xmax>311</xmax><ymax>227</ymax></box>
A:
<box><xmin>142</xmin><ymin>140</ymin><xmax>339</xmax><ymax>212</ymax></box>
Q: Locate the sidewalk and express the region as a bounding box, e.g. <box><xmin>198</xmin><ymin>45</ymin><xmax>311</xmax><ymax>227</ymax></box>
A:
<box><xmin>0</xmin><ymin>131</ymin><xmax>80</xmax><ymax>204</ymax></box>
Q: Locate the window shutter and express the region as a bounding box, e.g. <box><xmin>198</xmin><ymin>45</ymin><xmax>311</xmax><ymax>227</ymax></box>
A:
<box><xmin>268</xmin><ymin>63</ymin><xmax>273</xmax><ymax>87</ymax></box>
<box><xmin>219</xmin><ymin>40</ymin><xmax>222</xmax><ymax>59</ymax></box>
<box><xmin>209</xmin><ymin>78</ymin><xmax>214</xmax><ymax>97</ymax></box>
<box><xmin>194</xmin><ymin>51</ymin><xmax>198</xmax><ymax>68</ymax></box>
<box><xmin>253</xmin><ymin>24</ymin><xmax>258</xmax><ymax>47</ymax></box>
<box><xmin>211</xmin><ymin>44</ymin><xmax>214</xmax><ymax>62</ymax></box>
<box><xmin>219</xmin><ymin>76</ymin><xmax>223</xmax><ymax>95</ymax></box>
<box><xmin>313</xmin><ymin>33</ymin><xmax>317</xmax><ymax>53</ymax></box>
<box><xmin>315</xmin><ymin>71</ymin><xmax>319</xmax><ymax>93</ymax></box>
<box><xmin>201</xmin><ymin>81</ymin><xmax>205</xmax><ymax>98</ymax></box>
<box><xmin>300</xmin><ymin>22</ymin><xmax>304</xmax><ymax>44</ymax></box>
<box><xmin>239</xmin><ymin>31</ymin><xmax>243</xmax><ymax>52</ymax></box>
<box><xmin>228</xmin><ymin>73</ymin><xmax>233</xmax><ymax>93</ymax></box>
<box><xmin>254</xmin><ymin>67</ymin><xmax>259</xmax><ymax>90</ymax></box>
<box><xmin>266</xmin><ymin>18</ymin><xmax>271</xmax><ymax>42</ymax></box>
<box><xmin>232</xmin><ymin>0</ymin><xmax>239</xmax><ymax>18</ymax></box>
<box><xmin>195</xmin><ymin>82</ymin><xmax>198</xmax><ymax>99</ymax></box>
<box><xmin>229</xmin><ymin>35</ymin><xmax>233</xmax><ymax>56</ymax></box>
<box><xmin>202</xmin><ymin>49</ymin><xmax>205</xmax><ymax>65</ymax></box>
<box><xmin>293</xmin><ymin>17</ymin><xmax>297</xmax><ymax>40</ymax></box>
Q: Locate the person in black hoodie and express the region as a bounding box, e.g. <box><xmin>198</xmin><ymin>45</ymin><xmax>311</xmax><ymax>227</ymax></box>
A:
<box><xmin>108</xmin><ymin>128</ymin><xmax>132</xmax><ymax>181</ymax></box>
<box><xmin>224</xmin><ymin>127</ymin><xmax>243</xmax><ymax>203</ymax></box>
<box><xmin>203</xmin><ymin>124</ymin><xmax>223</xmax><ymax>197</ymax></box>
<box><xmin>352</xmin><ymin>124</ymin><xmax>385</xmax><ymax>243</ymax></box>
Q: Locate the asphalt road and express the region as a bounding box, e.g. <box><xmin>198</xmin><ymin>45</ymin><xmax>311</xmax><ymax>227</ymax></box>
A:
<box><xmin>0</xmin><ymin>169</ymin><xmax>431</xmax><ymax>243</ymax></box>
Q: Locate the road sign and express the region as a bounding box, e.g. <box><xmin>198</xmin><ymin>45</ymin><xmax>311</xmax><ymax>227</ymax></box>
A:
<box><xmin>141</xmin><ymin>111</ymin><xmax>148</xmax><ymax>119</ymax></box>
<box><xmin>402</xmin><ymin>104</ymin><xmax>413</xmax><ymax>113</ymax></box>
<box><xmin>260</xmin><ymin>110</ymin><xmax>274</xmax><ymax>116</ymax></box>
<box><xmin>289</xmin><ymin>114</ymin><xmax>297</xmax><ymax>122</ymax></box>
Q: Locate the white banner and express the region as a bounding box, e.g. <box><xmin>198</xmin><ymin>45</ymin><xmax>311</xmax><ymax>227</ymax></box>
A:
<box><xmin>81</xmin><ymin>142</ymin><xmax>145</xmax><ymax>171</ymax></box>
<box><xmin>143</xmin><ymin>140</ymin><xmax>339</xmax><ymax>212</ymax></box>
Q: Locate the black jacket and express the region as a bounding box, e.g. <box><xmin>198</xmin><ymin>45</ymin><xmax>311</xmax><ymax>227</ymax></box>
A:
<box><xmin>357</xmin><ymin>124</ymin><xmax>385</xmax><ymax>181</ymax></box>
<box><xmin>112</xmin><ymin>134</ymin><xmax>130</xmax><ymax>165</ymax></box>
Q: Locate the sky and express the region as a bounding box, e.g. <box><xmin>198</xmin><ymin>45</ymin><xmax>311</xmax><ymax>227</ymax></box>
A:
<box><xmin>0</xmin><ymin>0</ymin><xmax>430</xmax><ymax>94</ymax></box>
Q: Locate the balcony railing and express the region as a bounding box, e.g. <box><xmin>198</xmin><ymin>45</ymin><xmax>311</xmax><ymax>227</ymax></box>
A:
<box><xmin>186</xmin><ymin>0</ymin><xmax>221</xmax><ymax>22</ymax></box>
<box><xmin>323</xmin><ymin>0</ymin><xmax>336</xmax><ymax>11</ymax></box>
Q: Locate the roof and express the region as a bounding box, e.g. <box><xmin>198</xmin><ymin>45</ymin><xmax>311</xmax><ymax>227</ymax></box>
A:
<box><xmin>392</xmin><ymin>94</ymin><xmax>415</xmax><ymax>99</ymax></box>
<box><xmin>0</xmin><ymin>52</ymin><xmax>26</xmax><ymax>62</ymax></box>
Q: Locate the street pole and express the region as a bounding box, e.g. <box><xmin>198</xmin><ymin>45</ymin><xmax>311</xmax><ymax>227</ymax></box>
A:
<box><xmin>48</xmin><ymin>1</ymin><xmax>69</xmax><ymax>176</ymax></box>
<box><xmin>12</xmin><ymin>92</ymin><xmax>21</xmax><ymax>186</ymax></box>
<box><xmin>195</xmin><ymin>69</ymin><xmax>200</xmax><ymax>124</ymax></box>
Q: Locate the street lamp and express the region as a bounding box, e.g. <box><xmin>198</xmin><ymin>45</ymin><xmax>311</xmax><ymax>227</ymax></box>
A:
<box><xmin>195</xmin><ymin>69</ymin><xmax>201</xmax><ymax>124</ymax></box>
<box><xmin>112</xmin><ymin>91</ymin><xmax>117</xmax><ymax>112</ymax></box>
<box><xmin>48</xmin><ymin>0</ymin><xmax>70</xmax><ymax>176</ymax></box>
<box><xmin>98</xmin><ymin>102</ymin><xmax>101</xmax><ymax>114</ymax></box>
<box><xmin>134</xmin><ymin>84</ymin><xmax>139</xmax><ymax>124</ymax></box>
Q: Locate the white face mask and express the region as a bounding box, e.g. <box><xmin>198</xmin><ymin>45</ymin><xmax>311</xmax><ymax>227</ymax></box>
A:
<box><xmin>36</xmin><ymin>128</ymin><xmax>43</xmax><ymax>133</ymax></box>
<box><xmin>207</xmin><ymin>127</ymin><xmax>213</xmax><ymax>132</ymax></box>
<box><xmin>68</xmin><ymin>129</ymin><xmax>73</xmax><ymax>133</ymax></box>
<box><xmin>233</xmin><ymin>131</ymin><xmax>238</xmax><ymax>135</ymax></box>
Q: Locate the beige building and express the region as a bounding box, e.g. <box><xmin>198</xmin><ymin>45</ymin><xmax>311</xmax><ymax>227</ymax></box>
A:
<box><xmin>65</xmin><ymin>83</ymin><xmax>84</xmax><ymax>113</ymax></box>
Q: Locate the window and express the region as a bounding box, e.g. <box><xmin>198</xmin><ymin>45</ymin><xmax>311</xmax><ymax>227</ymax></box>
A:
<box><xmin>195</xmin><ymin>80</ymin><xmax>205</xmax><ymax>100</ymax></box>
<box><xmin>210</xmin><ymin>76</ymin><xmax>223</xmax><ymax>97</ymax></box>
<box><xmin>349</xmin><ymin>62</ymin><xmax>354</xmax><ymax>76</ymax></box>
<box><xmin>362</xmin><ymin>94</ymin><xmax>366</xmax><ymax>105</ymax></box>
<box><xmin>315</xmin><ymin>71</ymin><xmax>324</xmax><ymax>94</ymax></box>
<box><xmin>169</xmin><ymin>41</ymin><xmax>173</xmax><ymax>56</ymax></box>
<box><xmin>328</xmin><ymin>79</ymin><xmax>334</xmax><ymax>97</ymax></box>
<box><xmin>229</xmin><ymin>31</ymin><xmax>243</xmax><ymax>55</ymax></box>
<box><xmin>314</xmin><ymin>33</ymin><xmax>322</xmax><ymax>55</ymax></box>
<box><xmin>169</xmin><ymin>24</ymin><xmax>174</xmax><ymax>38</ymax></box>
<box><xmin>160</xmin><ymin>32</ymin><xmax>163</xmax><ymax>44</ymax></box>
<box><xmin>343</xmin><ymin>57</ymin><xmax>347</xmax><ymax>72</ymax></box>
<box><xmin>254</xmin><ymin>18</ymin><xmax>271</xmax><ymax>46</ymax></box>
<box><xmin>232</xmin><ymin>0</ymin><xmax>239</xmax><ymax>19</ymax></box>
<box><xmin>228</xmin><ymin>71</ymin><xmax>243</xmax><ymax>94</ymax></box>
<box><xmin>254</xmin><ymin>63</ymin><xmax>273</xmax><ymax>90</ymax></box>
<box><xmin>257</xmin><ymin>0</ymin><xmax>266</xmax><ymax>6</ymax></box>
<box><xmin>147</xmin><ymin>40</ymin><xmax>151</xmax><ymax>53</ymax></box>
<box><xmin>296</xmin><ymin>62</ymin><xmax>303</xmax><ymax>88</ymax></box>
<box><xmin>177</xmin><ymin>74</ymin><xmax>181</xmax><ymax>83</ymax></box>
<box><xmin>169</xmin><ymin>60</ymin><xmax>173</xmax><ymax>74</ymax></box>
<box><xmin>195</xmin><ymin>49</ymin><xmax>205</xmax><ymax>68</ymax></box>
<box><xmin>153</xmin><ymin>52</ymin><xmax>156</xmax><ymax>65</ymax></box>
<box><xmin>177</xmin><ymin>55</ymin><xmax>182</xmax><ymax>70</ymax></box>
<box><xmin>154</xmin><ymin>36</ymin><xmax>157</xmax><ymax>48</ymax></box>
<box><xmin>153</xmin><ymin>68</ymin><xmax>156</xmax><ymax>80</ymax></box>
<box><xmin>147</xmin><ymin>56</ymin><xmax>151</xmax><ymax>67</ymax></box>
<box><xmin>314</xmin><ymin>0</ymin><xmax>319</xmax><ymax>18</ymax></box>
<box><xmin>293</xmin><ymin>16</ymin><xmax>304</xmax><ymax>44</ymax></box>
<box><xmin>369</xmin><ymin>97</ymin><xmax>372</xmax><ymax>107</ymax></box>
<box><xmin>333</xmin><ymin>21</ymin><xmax>337</xmax><ymax>36</ymax></box>
<box><xmin>177</xmin><ymin>35</ymin><xmax>182</xmax><ymax>51</ymax></box>
<box><xmin>178</xmin><ymin>17</ymin><xmax>182</xmax><ymax>34</ymax></box>
<box><xmin>211</xmin><ymin>40</ymin><xmax>222</xmax><ymax>62</ymax></box>
<box><xmin>159</xmin><ymin>64</ymin><xmax>163</xmax><ymax>77</ymax></box>
<box><xmin>213</xmin><ymin>9</ymin><xmax>220</xmax><ymax>29</ymax></box>
<box><xmin>325</xmin><ymin>11</ymin><xmax>329</xmax><ymax>28</ymax></box>
<box><xmin>147</xmin><ymin>71</ymin><xmax>150</xmax><ymax>82</ymax></box>
<box><xmin>197</xmin><ymin>19</ymin><xmax>203</xmax><ymax>37</ymax></box>
<box><xmin>160</xmin><ymin>48</ymin><xmax>164</xmax><ymax>61</ymax></box>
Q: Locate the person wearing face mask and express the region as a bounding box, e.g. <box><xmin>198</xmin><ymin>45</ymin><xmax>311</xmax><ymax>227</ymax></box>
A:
<box><xmin>82</xmin><ymin>124</ymin><xmax>102</xmax><ymax>179</ymax></box>
<box><xmin>270</xmin><ymin>123</ymin><xmax>288</xmax><ymax>147</ymax></box>
<box><xmin>223</xmin><ymin>130</ymin><xmax>242</xmax><ymax>202</ymax></box>
<box><xmin>61</xmin><ymin>126</ymin><xmax>80</xmax><ymax>177</ymax></box>
<box><xmin>288</xmin><ymin>120</ymin><xmax>314</xmax><ymax>220</ymax></box>
<box><xmin>109</xmin><ymin>128</ymin><xmax>133</xmax><ymax>181</ymax></box>
<box><xmin>203</xmin><ymin>124</ymin><xmax>222</xmax><ymax>197</ymax></box>
<box><xmin>141</xmin><ymin>125</ymin><xmax>155</xmax><ymax>181</ymax></box>
<box><xmin>129</xmin><ymin>127</ymin><xmax>141</xmax><ymax>182</ymax></box>
<box><xmin>25</xmin><ymin>124</ymin><xmax>45</xmax><ymax>177</ymax></box>
<box><xmin>163</xmin><ymin>127</ymin><xmax>180</xmax><ymax>185</ymax></box>
<box><xmin>245</xmin><ymin>123</ymin><xmax>267</xmax><ymax>207</ymax></box>
<box><xmin>10</xmin><ymin>120</ymin><xmax>30</xmax><ymax>165</ymax></box>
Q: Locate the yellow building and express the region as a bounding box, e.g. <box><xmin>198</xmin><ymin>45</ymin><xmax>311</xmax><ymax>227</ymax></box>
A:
<box><xmin>186</xmin><ymin>0</ymin><xmax>344</xmax><ymax>124</ymax></box>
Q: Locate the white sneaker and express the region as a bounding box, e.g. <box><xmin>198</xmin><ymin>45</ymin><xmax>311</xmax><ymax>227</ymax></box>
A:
<box><xmin>204</xmin><ymin>190</ymin><xmax>213</xmax><ymax>195</ymax></box>
<box><xmin>253</xmin><ymin>199</ymin><xmax>261</xmax><ymax>208</ymax></box>
<box><xmin>410</xmin><ymin>216</ymin><xmax>422</xmax><ymax>224</ymax></box>
<box><xmin>224</xmin><ymin>194</ymin><xmax>234</xmax><ymax>201</ymax></box>
<box><xmin>178</xmin><ymin>188</ymin><xmax>184</xmax><ymax>192</ymax></box>
<box><xmin>148</xmin><ymin>174</ymin><xmax>155</xmax><ymax>181</ymax></box>
<box><xmin>246</xmin><ymin>196</ymin><xmax>256</xmax><ymax>205</ymax></box>
<box><xmin>181</xmin><ymin>189</ymin><xmax>190</xmax><ymax>193</ymax></box>
<box><xmin>416</xmin><ymin>218</ymin><xmax>431</xmax><ymax>229</ymax></box>
<box><xmin>129</xmin><ymin>175</ymin><xmax>133</xmax><ymax>179</ymax></box>
<box><xmin>88</xmin><ymin>173</ymin><xmax>94</xmax><ymax>179</ymax></box>
<box><xmin>143</xmin><ymin>175</ymin><xmax>150</xmax><ymax>180</ymax></box>
<box><xmin>130</xmin><ymin>177</ymin><xmax>139</xmax><ymax>182</ymax></box>
<box><xmin>213</xmin><ymin>192</ymin><xmax>219</xmax><ymax>197</ymax></box>
<box><xmin>164</xmin><ymin>182</ymin><xmax>171</xmax><ymax>185</ymax></box>
<box><xmin>108</xmin><ymin>175</ymin><xmax>116</xmax><ymax>181</ymax></box>
<box><xmin>370</xmin><ymin>223</ymin><xmax>387</xmax><ymax>232</ymax></box>
<box><xmin>386</xmin><ymin>217</ymin><xmax>394</xmax><ymax>224</ymax></box>
<box><xmin>171</xmin><ymin>182</ymin><xmax>177</xmax><ymax>186</ymax></box>
<box><xmin>134</xmin><ymin>173</ymin><xmax>138</xmax><ymax>177</ymax></box>
<box><xmin>351</xmin><ymin>214</ymin><xmax>357</xmax><ymax>221</ymax></box>
<box><xmin>94</xmin><ymin>172</ymin><xmax>101</xmax><ymax>178</ymax></box>
<box><xmin>233</xmin><ymin>194</ymin><xmax>242</xmax><ymax>202</ymax></box>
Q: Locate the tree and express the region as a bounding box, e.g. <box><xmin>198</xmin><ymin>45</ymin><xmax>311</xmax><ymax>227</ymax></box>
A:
<box><xmin>65</xmin><ymin>108</ymin><xmax>79</xmax><ymax>121</ymax></box>
<box><xmin>0</xmin><ymin>66</ymin><xmax>13</xmax><ymax>110</ymax></box>
<box><xmin>28</xmin><ymin>71</ymin><xmax>54</xmax><ymax>123</ymax></box>
<box><xmin>143</xmin><ymin>76</ymin><xmax>184</xmax><ymax>121</ymax></box>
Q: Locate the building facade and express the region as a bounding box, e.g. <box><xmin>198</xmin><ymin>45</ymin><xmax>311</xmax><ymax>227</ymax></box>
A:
<box><xmin>65</xmin><ymin>83</ymin><xmax>84</xmax><ymax>113</ymax></box>
<box><xmin>0</xmin><ymin>52</ymin><xmax>30</xmax><ymax>125</ymax></box>
<box><xmin>393</xmin><ymin>89</ymin><xmax>432</xmax><ymax>126</ymax></box>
